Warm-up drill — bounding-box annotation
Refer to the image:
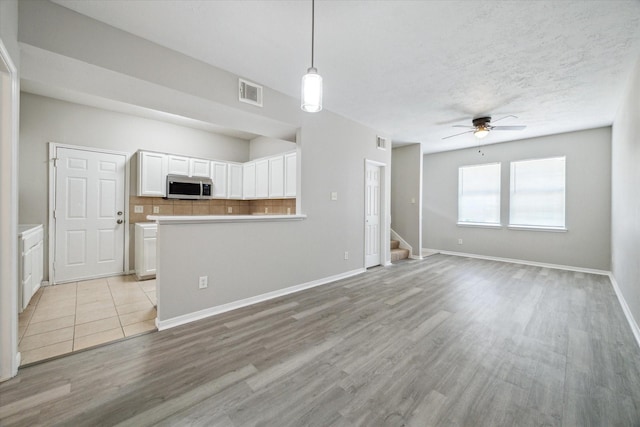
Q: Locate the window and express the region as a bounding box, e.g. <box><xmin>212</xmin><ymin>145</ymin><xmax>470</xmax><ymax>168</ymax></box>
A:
<box><xmin>458</xmin><ymin>163</ymin><xmax>501</xmax><ymax>225</ymax></box>
<box><xmin>509</xmin><ymin>157</ymin><xmax>566</xmax><ymax>228</ymax></box>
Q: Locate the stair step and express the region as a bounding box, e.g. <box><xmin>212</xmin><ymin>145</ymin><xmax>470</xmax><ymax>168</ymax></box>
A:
<box><xmin>391</xmin><ymin>247</ymin><xmax>410</xmax><ymax>262</ymax></box>
<box><xmin>390</xmin><ymin>240</ymin><xmax>400</xmax><ymax>249</ymax></box>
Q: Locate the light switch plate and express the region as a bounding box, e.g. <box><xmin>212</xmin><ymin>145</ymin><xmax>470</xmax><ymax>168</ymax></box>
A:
<box><xmin>331</xmin><ymin>192</ymin><xmax>338</xmax><ymax>201</ymax></box>
<box><xmin>134</xmin><ymin>205</ymin><xmax>144</xmax><ymax>213</ymax></box>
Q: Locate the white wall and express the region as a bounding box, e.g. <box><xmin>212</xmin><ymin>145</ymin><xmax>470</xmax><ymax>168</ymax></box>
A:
<box><xmin>18</xmin><ymin>1</ymin><xmax>391</xmax><ymax>325</ymax></box>
<box><xmin>391</xmin><ymin>144</ymin><xmax>422</xmax><ymax>257</ymax></box>
<box><xmin>611</xmin><ymin>57</ymin><xmax>640</xmax><ymax>331</ymax></box>
<box><xmin>423</xmin><ymin>127</ymin><xmax>612</xmax><ymax>270</ymax></box>
<box><xmin>249</xmin><ymin>136</ymin><xmax>296</xmax><ymax>160</ymax></box>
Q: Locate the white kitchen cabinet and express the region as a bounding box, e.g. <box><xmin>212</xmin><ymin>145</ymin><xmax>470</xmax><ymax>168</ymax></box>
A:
<box><xmin>255</xmin><ymin>159</ymin><xmax>269</xmax><ymax>198</ymax></box>
<box><xmin>167</xmin><ymin>155</ymin><xmax>190</xmax><ymax>176</ymax></box>
<box><xmin>228</xmin><ymin>162</ymin><xmax>243</xmax><ymax>199</ymax></box>
<box><xmin>18</xmin><ymin>224</ymin><xmax>44</xmax><ymax>311</ymax></box>
<box><xmin>284</xmin><ymin>151</ymin><xmax>297</xmax><ymax>198</ymax></box>
<box><xmin>190</xmin><ymin>158</ymin><xmax>211</xmax><ymax>177</ymax></box>
<box><xmin>242</xmin><ymin>162</ymin><xmax>256</xmax><ymax>199</ymax></box>
<box><xmin>269</xmin><ymin>155</ymin><xmax>285</xmax><ymax>198</ymax></box>
<box><xmin>138</xmin><ymin>151</ymin><xmax>167</xmax><ymax>197</ymax></box>
<box><xmin>211</xmin><ymin>161</ymin><xmax>228</xmax><ymax>198</ymax></box>
<box><xmin>135</xmin><ymin>222</ymin><xmax>157</xmax><ymax>280</ymax></box>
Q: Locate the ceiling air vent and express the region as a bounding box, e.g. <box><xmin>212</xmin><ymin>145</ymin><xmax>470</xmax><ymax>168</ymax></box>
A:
<box><xmin>376</xmin><ymin>136</ymin><xmax>388</xmax><ymax>151</ymax></box>
<box><xmin>238</xmin><ymin>78</ymin><xmax>263</xmax><ymax>107</ymax></box>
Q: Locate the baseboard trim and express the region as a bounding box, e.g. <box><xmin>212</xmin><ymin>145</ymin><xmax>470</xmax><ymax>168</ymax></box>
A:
<box><xmin>609</xmin><ymin>274</ymin><xmax>640</xmax><ymax>350</ymax></box>
<box><xmin>409</xmin><ymin>255</ymin><xmax>423</xmax><ymax>260</ymax></box>
<box><xmin>437</xmin><ymin>250</ymin><xmax>610</xmax><ymax>276</ymax></box>
<box><xmin>157</xmin><ymin>268</ymin><xmax>367</xmax><ymax>331</ymax></box>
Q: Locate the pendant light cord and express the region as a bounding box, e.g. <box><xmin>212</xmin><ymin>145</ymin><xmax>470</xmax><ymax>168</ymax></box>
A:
<box><xmin>311</xmin><ymin>0</ymin><xmax>315</xmax><ymax>69</ymax></box>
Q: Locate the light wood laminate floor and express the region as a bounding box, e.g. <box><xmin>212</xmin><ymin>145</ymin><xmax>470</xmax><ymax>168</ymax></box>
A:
<box><xmin>1</xmin><ymin>254</ymin><xmax>639</xmax><ymax>426</ymax></box>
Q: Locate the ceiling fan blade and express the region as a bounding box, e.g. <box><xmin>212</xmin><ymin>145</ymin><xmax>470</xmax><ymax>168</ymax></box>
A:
<box><xmin>452</xmin><ymin>125</ymin><xmax>474</xmax><ymax>129</ymax></box>
<box><xmin>491</xmin><ymin>115</ymin><xmax>518</xmax><ymax>124</ymax></box>
<box><xmin>442</xmin><ymin>130</ymin><xmax>474</xmax><ymax>140</ymax></box>
<box><xmin>492</xmin><ymin>125</ymin><xmax>527</xmax><ymax>131</ymax></box>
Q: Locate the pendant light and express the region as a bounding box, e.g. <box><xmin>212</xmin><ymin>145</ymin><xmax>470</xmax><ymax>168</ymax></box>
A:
<box><xmin>301</xmin><ymin>0</ymin><xmax>322</xmax><ymax>112</ymax></box>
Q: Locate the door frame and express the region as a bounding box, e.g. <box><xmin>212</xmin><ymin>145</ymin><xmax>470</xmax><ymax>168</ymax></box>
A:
<box><xmin>48</xmin><ymin>143</ymin><xmax>131</xmax><ymax>284</ymax></box>
<box><xmin>0</xmin><ymin>38</ymin><xmax>20</xmax><ymax>381</ymax></box>
<box><xmin>364</xmin><ymin>159</ymin><xmax>389</xmax><ymax>268</ymax></box>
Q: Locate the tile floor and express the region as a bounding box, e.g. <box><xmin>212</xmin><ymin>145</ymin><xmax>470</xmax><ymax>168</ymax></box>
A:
<box><xmin>18</xmin><ymin>274</ymin><xmax>157</xmax><ymax>366</ymax></box>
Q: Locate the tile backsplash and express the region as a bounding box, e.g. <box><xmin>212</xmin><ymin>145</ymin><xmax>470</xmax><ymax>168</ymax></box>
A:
<box><xmin>129</xmin><ymin>197</ymin><xmax>296</xmax><ymax>224</ymax></box>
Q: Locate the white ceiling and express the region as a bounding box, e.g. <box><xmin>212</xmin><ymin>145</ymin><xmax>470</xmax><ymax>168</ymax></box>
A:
<box><xmin>51</xmin><ymin>0</ymin><xmax>640</xmax><ymax>153</ymax></box>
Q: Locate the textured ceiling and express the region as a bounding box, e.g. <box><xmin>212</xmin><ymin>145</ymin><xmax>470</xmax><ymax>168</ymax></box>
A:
<box><xmin>51</xmin><ymin>0</ymin><xmax>640</xmax><ymax>153</ymax></box>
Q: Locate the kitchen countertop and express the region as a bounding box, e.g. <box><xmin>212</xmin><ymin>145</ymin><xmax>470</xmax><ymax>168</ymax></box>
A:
<box><xmin>147</xmin><ymin>214</ymin><xmax>306</xmax><ymax>224</ymax></box>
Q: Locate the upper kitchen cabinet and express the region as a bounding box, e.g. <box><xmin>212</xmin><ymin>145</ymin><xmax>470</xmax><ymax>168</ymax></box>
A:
<box><xmin>268</xmin><ymin>155</ymin><xmax>285</xmax><ymax>198</ymax></box>
<box><xmin>190</xmin><ymin>158</ymin><xmax>211</xmax><ymax>178</ymax></box>
<box><xmin>242</xmin><ymin>162</ymin><xmax>256</xmax><ymax>199</ymax></box>
<box><xmin>211</xmin><ymin>161</ymin><xmax>228</xmax><ymax>198</ymax></box>
<box><xmin>167</xmin><ymin>155</ymin><xmax>190</xmax><ymax>176</ymax></box>
<box><xmin>255</xmin><ymin>159</ymin><xmax>269</xmax><ymax>199</ymax></box>
<box><xmin>228</xmin><ymin>163</ymin><xmax>244</xmax><ymax>199</ymax></box>
<box><xmin>138</xmin><ymin>151</ymin><xmax>167</xmax><ymax>197</ymax></box>
<box><xmin>284</xmin><ymin>152</ymin><xmax>297</xmax><ymax>198</ymax></box>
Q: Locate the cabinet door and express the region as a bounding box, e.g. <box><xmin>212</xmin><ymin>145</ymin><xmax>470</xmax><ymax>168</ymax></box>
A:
<box><xmin>138</xmin><ymin>151</ymin><xmax>167</xmax><ymax>197</ymax></box>
<box><xmin>167</xmin><ymin>155</ymin><xmax>189</xmax><ymax>176</ymax></box>
<box><xmin>211</xmin><ymin>161</ymin><xmax>228</xmax><ymax>198</ymax></box>
<box><xmin>284</xmin><ymin>152</ymin><xmax>297</xmax><ymax>198</ymax></box>
<box><xmin>190</xmin><ymin>158</ymin><xmax>211</xmax><ymax>177</ymax></box>
<box><xmin>269</xmin><ymin>155</ymin><xmax>285</xmax><ymax>198</ymax></box>
<box><xmin>242</xmin><ymin>162</ymin><xmax>256</xmax><ymax>199</ymax></box>
<box><xmin>143</xmin><ymin>237</ymin><xmax>157</xmax><ymax>275</ymax></box>
<box><xmin>32</xmin><ymin>240</ymin><xmax>43</xmax><ymax>292</ymax></box>
<box><xmin>228</xmin><ymin>163</ymin><xmax>244</xmax><ymax>199</ymax></box>
<box><xmin>255</xmin><ymin>159</ymin><xmax>269</xmax><ymax>199</ymax></box>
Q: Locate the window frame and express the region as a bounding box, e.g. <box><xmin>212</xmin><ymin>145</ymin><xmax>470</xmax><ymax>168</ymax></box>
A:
<box><xmin>508</xmin><ymin>156</ymin><xmax>567</xmax><ymax>232</ymax></box>
<box><xmin>457</xmin><ymin>162</ymin><xmax>502</xmax><ymax>227</ymax></box>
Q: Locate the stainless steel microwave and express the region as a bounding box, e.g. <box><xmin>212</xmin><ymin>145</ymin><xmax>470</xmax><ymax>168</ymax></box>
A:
<box><xmin>166</xmin><ymin>175</ymin><xmax>213</xmax><ymax>200</ymax></box>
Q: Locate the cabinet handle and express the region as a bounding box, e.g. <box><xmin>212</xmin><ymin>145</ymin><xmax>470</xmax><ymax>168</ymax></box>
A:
<box><xmin>117</xmin><ymin>219</ymin><xmax>124</xmax><ymax>224</ymax></box>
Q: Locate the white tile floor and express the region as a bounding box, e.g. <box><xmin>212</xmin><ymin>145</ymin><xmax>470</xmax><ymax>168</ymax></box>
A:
<box><xmin>18</xmin><ymin>275</ymin><xmax>157</xmax><ymax>365</ymax></box>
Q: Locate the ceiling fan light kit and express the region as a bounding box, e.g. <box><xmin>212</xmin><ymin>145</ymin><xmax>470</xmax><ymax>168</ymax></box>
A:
<box><xmin>301</xmin><ymin>0</ymin><xmax>322</xmax><ymax>113</ymax></box>
<box><xmin>443</xmin><ymin>115</ymin><xmax>527</xmax><ymax>140</ymax></box>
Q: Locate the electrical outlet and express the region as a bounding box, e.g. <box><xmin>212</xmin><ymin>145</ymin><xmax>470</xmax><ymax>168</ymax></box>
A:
<box><xmin>153</xmin><ymin>206</ymin><xmax>160</xmax><ymax>214</ymax></box>
<box><xmin>458</xmin><ymin>238</ymin><xmax>463</xmax><ymax>245</ymax></box>
<box><xmin>344</xmin><ymin>251</ymin><xmax>349</xmax><ymax>260</ymax></box>
<box><xmin>134</xmin><ymin>205</ymin><xmax>144</xmax><ymax>213</ymax></box>
<box><xmin>411</xmin><ymin>197</ymin><xmax>416</xmax><ymax>204</ymax></box>
<box><xmin>265</xmin><ymin>207</ymin><xmax>269</xmax><ymax>214</ymax></box>
<box><xmin>331</xmin><ymin>192</ymin><xmax>338</xmax><ymax>201</ymax></box>
<box><xmin>287</xmin><ymin>207</ymin><xmax>291</xmax><ymax>215</ymax></box>
<box><xmin>227</xmin><ymin>206</ymin><xmax>233</xmax><ymax>213</ymax></box>
<box><xmin>198</xmin><ymin>276</ymin><xmax>208</xmax><ymax>289</ymax></box>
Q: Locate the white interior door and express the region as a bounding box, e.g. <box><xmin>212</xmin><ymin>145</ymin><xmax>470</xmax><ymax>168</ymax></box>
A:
<box><xmin>53</xmin><ymin>147</ymin><xmax>126</xmax><ymax>283</ymax></box>
<box><xmin>365</xmin><ymin>163</ymin><xmax>381</xmax><ymax>268</ymax></box>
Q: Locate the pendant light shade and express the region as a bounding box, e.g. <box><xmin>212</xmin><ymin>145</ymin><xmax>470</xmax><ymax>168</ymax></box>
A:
<box><xmin>302</xmin><ymin>67</ymin><xmax>322</xmax><ymax>112</ymax></box>
<box><xmin>301</xmin><ymin>0</ymin><xmax>322</xmax><ymax>113</ymax></box>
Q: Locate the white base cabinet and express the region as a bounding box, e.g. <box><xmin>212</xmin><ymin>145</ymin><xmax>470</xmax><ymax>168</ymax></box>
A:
<box><xmin>19</xmin><ymin>224</ymin><xmax>44</xmax><ymax>312</ymax></box>
<box><xmin>135</xmin><ymin>222</ymin><xmax>157</xmax><ymax>280</ymax></box>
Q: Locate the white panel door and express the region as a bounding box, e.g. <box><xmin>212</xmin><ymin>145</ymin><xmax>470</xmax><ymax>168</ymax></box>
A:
<box><xmin>365</xmin><ymin>163</ymin><xmax>381</xmax><ymax>268</ymax></box>
<box><xmin>269</xmin><ymin>155</ymin><xmax>285</xmax><ymax>198</ymax></box>
<box><xmin>54</xmin><ymin>147</ymin><xmax>126</xmax><ymax>283</ymax></box>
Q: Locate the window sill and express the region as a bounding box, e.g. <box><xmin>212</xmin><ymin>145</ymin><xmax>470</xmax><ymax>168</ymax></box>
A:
<box><xmin>508</xmin><ymin>225</ymin><xmax>567</xmax><ymax>233</ymax></box>
<box><xmin>457</xmin><ymin>222</ymin><xmax>502</xmax><ymax>229</ymax></box>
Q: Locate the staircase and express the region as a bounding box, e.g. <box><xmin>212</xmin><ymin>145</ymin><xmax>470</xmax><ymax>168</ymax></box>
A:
<box><xmin>390</xmin><ymin>240</ymin><xmax>410</xmax><ymax>262</ymax></box>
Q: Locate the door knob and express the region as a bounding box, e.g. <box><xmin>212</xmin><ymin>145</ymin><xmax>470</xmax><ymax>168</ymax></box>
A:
<box><xmin>117</xmin><ymin>219</ymin><xmax>124</xmax><ymax>224</ymax></box>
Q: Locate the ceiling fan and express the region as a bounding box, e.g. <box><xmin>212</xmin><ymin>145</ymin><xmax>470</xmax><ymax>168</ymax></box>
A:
<box><xmin>442</xmin><ymin>115</ymin><xmax>526</xmax><ymax>140</ymax></box>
